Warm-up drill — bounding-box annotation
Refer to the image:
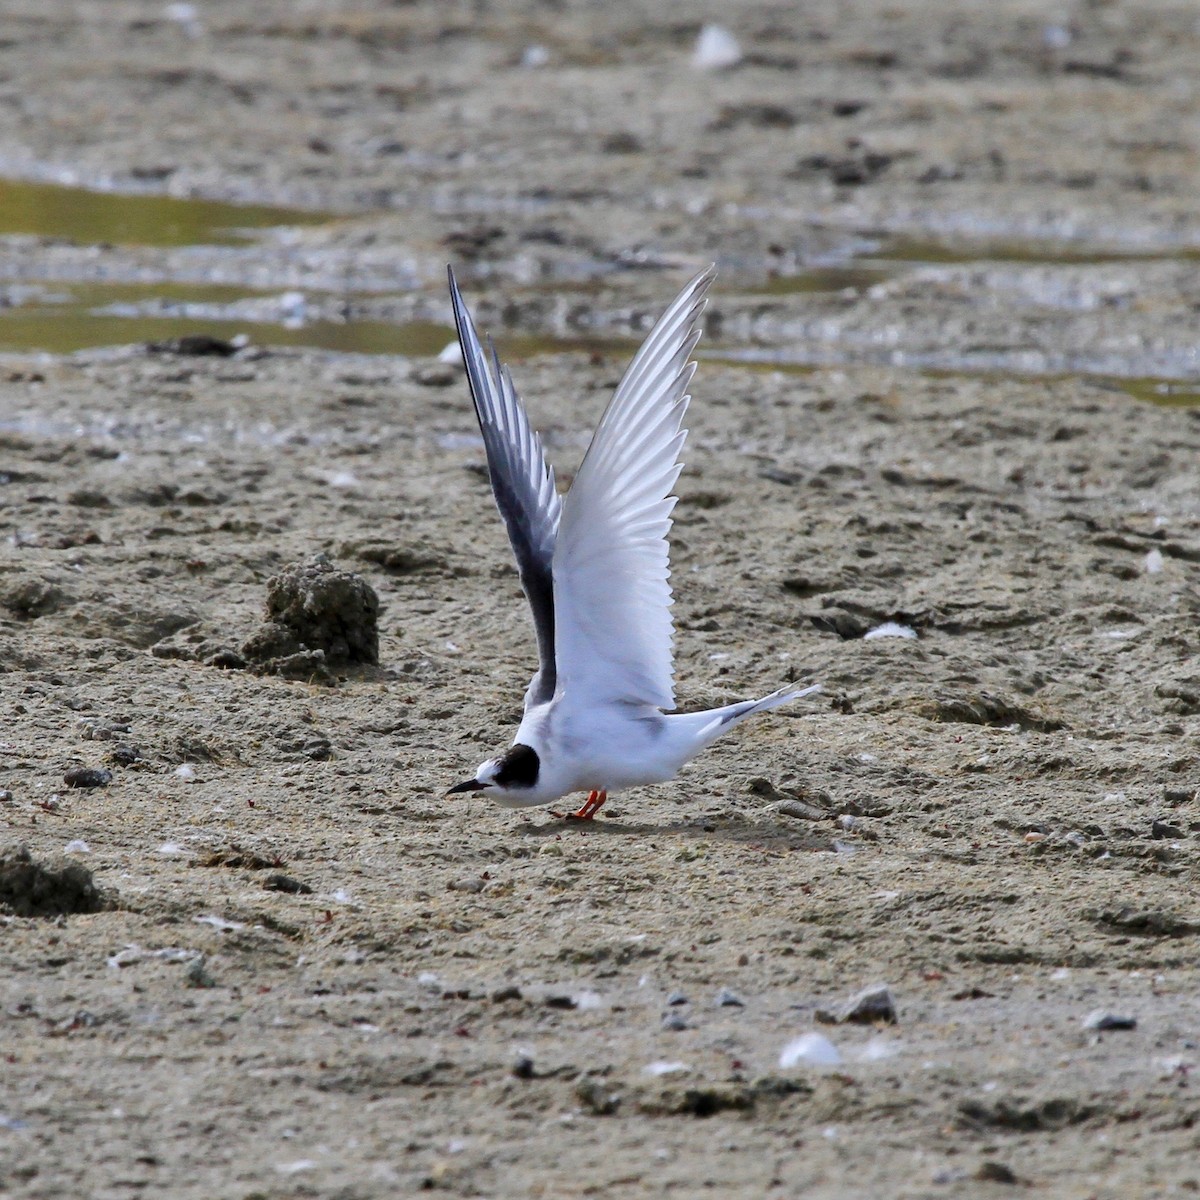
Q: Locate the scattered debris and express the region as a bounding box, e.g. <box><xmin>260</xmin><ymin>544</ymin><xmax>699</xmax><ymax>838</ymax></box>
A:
<box><xmin>193</xmin><ymin>914</ymin><xmax>245</xmax><ymax>933</ymax></box>
<box><xmin>1092</xmin><ymin>907</ymin><xmax>1200</xmax><ymax>937</ymax></box>
<box><xmin>918</xmin><ymin>692</ymin><xmax>1066</xmax><ymax>732</ymax></box>
<box><xmin>197</xmin><ymin>844</ymin><xmax>284</xmax><ymax>870</ymax></box>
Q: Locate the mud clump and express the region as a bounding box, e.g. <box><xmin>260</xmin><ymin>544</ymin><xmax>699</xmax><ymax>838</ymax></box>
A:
<box><xmin>0</xmin><ymin>844</ymin><xmax>109</xmax><ymax>917</ymax></box>
<box><xmin>241</xmin><ymin>553</ymin><xmax>379</xmax><ymax>680</ymax></box>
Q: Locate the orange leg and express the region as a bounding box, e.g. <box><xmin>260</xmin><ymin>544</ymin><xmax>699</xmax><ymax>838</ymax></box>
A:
<box><xmin>569</xmin><ymin>790</ymin><xmax>608</xmax><ymax>820</ymax></box>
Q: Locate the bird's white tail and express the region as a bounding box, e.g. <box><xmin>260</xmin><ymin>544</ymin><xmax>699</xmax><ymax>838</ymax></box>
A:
<box><xmin>668</xmin><ymin>682</ymin><xmax>823</xmax><ymax>751</ymax></box>
<box><xmin>716</xmin><ymin>683</ymin><xmax>822</xmax><ymax>728</ymax></box>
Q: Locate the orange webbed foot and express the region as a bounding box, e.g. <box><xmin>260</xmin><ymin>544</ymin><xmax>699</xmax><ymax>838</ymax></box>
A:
<box><xmin>568</xmin><ymin>790</ymin><xmax>608</xmax><ymax>820</ymax></box>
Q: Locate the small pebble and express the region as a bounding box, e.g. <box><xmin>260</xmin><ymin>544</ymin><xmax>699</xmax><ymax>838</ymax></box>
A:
<box><xmin>511</xmin><ymin>1052</ymin><xmax>535</xmax><ymax>1079</ymax></box>
<box><xmin>0</xmin><ymin>790</ymin><xmax>14</xmax><ymax>804</ymax></box>
<box><xmin>661</xmin><ymin>1012</ymin><xmax>689</xmax><ymax>1031</ymax></box>
<box><xmin>413</xmin><ymin>364</ymin><xmax>457</xmax><ymax>388</ymax></box>
<box><xmin>714</xmin><ymin>988</ymin><xmax>744</xmax><ymax>1008</ymax></box>
<box><xmin>263</xmin><ymin>873</ymin><xmax>313</xmax><ymax>895</ymax></box>
<box><xmin>692</xmin><ymin>23</ymin><xmax>742</xmax><ymax>70</ymax></box>
<box><xmin>64</xmin><ymin>839</ymin><xmax>91</xmax><ymax>854</ymax></box>
<box><xmin>544</xmin><ymin>995</ymin><xmax>576</xmax><ymax>1010</ymax></box>
<box><xmin>574</xmin><ymin>1079</ymin><xmax>619</xmax><ymax>1115</ymax></box>
<box><xmin>976</xmin><ymin>1161</ymin><xmax>1019</xmax><ymax>1184</ymax></box>
<box><xmin>448</xmin><ymin>877</ymin><xmax>486</xmax><ymax>894</ymax></box>
<box><xmin>836</xmin><ymin>983</ymin><xmax>898</xmax><ymax>1025</ymax></box>
<box><xmin>174</xmin><ymin>764</ymin><xmax>196</xmax><ymax>781</ymax></box>
<box><xmin>666</xmin><ymin>991</ymin><xmax>689</xmax><ymax>1006</ymax></box>
<box><xmin>777</xmin><ymin>798</ymin><xmax>827</xmax><ymax>821</ymax></box>
<box><xmin>863</xmin><ymin>622</ymin><xmax>917</xmax><ymax>640</ymax></box>
<box><xmin>779</xmin><ymin>1032</ymin><xmax>842</xmax><ymax>1068</ymax></box>
<box><xmin>519</xmin><ymin>44</ymin><xmax>550</xmax><ymax>69</ymax></box>
<box><xmin>491</xmin><ymin>985</ymin><xmax>522</xmax><ymax>1003</ymax></box>
<box><xmin>106</xmin><ymin>744</ymin><xmax>141</xmax><ymax>767</ymax></box>
<box><xmin>1083</xmin><ymin>1010</ymin><xmax>1136</xmax><ymax>1031</ymax></box>
<box><xmin>63</xmin><ymin>767</ymin><xmax>112</xmax><ymax>789</ymax></box>
<box><xmin>643</xmin><ymin>1061</ymin><xmax>689</xmax><ymax>1076</ymax></box>
<box><xmin>184</xmin><ymin>955</ymin><xmax>216</xmax><ymax>988</ymax></box>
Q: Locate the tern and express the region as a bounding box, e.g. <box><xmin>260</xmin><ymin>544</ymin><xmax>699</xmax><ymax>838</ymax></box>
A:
<box><xmin>446</xmin><ymin>265</ymin><xmax>820</xmax><ymax>819</ymax></box>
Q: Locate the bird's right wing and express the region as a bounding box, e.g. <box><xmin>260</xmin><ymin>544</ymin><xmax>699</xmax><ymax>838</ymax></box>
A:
<box><xmin>551</xmin><ymin>267</ymin><xmax>714</xmax><ymax>712</ymax></box>
<box><xmin>449</xmin><ymin>268</ymin><xmax>561</xmax><ymax>709</ymax></box>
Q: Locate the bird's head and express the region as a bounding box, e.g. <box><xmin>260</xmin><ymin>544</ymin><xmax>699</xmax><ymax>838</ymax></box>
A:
<box><xmin>447</xmin><ymin>743</ymin><xmax>540</xmax><ymax>799</ymax></box>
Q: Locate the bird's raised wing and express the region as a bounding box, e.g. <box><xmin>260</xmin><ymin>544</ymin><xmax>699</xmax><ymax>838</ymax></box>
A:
<box><xmin>448</xmin><ymin>267</ymin><xmax>561</xmax><ymax>709</ymax></box>
<box><xmin>551</xmin><ymin>266</ymin><xmax>714</xmax><ymax>711</ymax></box>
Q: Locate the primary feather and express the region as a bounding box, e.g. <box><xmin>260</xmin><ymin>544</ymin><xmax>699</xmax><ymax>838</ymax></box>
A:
<box><xmin>553</xmin><ymin>267</ymin><xmax>714</xmax><ymax>711</ymax></box>
<box><xmin>448</xmin><ymin>267</ymin><xmax>561</xmax><ymax>709</ymax></box>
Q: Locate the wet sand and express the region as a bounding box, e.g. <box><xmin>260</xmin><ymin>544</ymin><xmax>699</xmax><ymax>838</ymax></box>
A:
<box><xmin>2</xmin><ymin>3</ymin><xmax>1199</xmax><ymax>1198</ymax></box>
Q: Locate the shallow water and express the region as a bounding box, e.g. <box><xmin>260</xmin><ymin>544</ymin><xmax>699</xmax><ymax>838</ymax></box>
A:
<box><xmin>1</xmin><ymin>179</ymin><xmax>1198</xmax><ymax>405</ymax></box>
<box><xmin>0</xmin><ymin>178</ymin><xmax>333</xmax><ymax>247</ymax></box>
<box><xmin>0</xmin><ymin>281</ymin><xmax>452</xmax><ymax>357</ymax></box>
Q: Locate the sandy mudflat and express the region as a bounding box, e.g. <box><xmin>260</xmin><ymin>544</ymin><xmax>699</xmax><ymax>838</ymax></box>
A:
<box><xmin>1</xmin><ymin>3</ymin><xmax>1199</xmax><ymax>1198</ymax></box>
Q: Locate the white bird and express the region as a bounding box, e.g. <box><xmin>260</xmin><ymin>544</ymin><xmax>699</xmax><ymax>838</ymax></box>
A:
<box><xmin>446</xmin><ymin>265</ymin><xmax>821</xmax><ymax>819</ymax></box>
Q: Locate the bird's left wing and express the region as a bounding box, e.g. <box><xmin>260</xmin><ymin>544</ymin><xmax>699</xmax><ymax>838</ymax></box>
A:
<box><xmin>551</xmin><ymin>266</ymin><xmax>714</xmax><ymax>712</ymax></box>
<box><xmin>448</xmin><ymin>267</ymin><xmax>561</xmax><ymax>709</ymax></box>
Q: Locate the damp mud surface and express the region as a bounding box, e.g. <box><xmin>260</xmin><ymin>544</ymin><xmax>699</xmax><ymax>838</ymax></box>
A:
<box><xmin>2</xmin><ymin>3</ymin><xmax>1200</xmax><ymax>1198</ymax></box>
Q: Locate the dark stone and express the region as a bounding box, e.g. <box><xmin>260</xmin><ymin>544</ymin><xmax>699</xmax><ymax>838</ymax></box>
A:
<box><xmin>147</xmin><ymin>334</ymin><xmax>237</xmax><ymax>357</ymax></box>
<box><xmin>205</xmin><ymin>648</ymin><xmax>248</xmax><ymax>670</ymax></box>
<box><xmin>1083</xmin><ymin>1010</ymin><xmax>1137</xmax><ymax>1031</ymax></box>
<box><xmin>64</xmin><ymin>766</ymin><xmax>113</xmax><ymax>789</ymax></box>
<box><xmin>242</xmin><ymin>554</ymin><xmax>379</xmax><ymax>670</ymax></box>
<box><xmin>3</xmin><ymin>577</ymin><xmax>67</xmax><ymax>619</ymax></box>
<box><xmin>263</xmin><ymin>873</ymin><xmax>314</xmax><ymax>895</ymax></box>
<box><xmin>976</xmin><ymin>1162</ymin><xmax>1019</xmax><ymax>1184</ymax></box>
<box><xmin>1150</xmin><ymin>819</ymin><xmax>1185</xmax><ymax>840</ymax></box>
<box><xmin>836</xmin><ymin>984</ymin><xmax>898</xmax><ymax>1025</ymax></box>
<box><xmin>575</xmin><ymin>1079</ymin><xmax>620</xmax><ymax>1115</ymax></box>
<box><xmin>0</xmin><ymin>845</ymin><xmax>108</xmax><ymax>917</ymax></box>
